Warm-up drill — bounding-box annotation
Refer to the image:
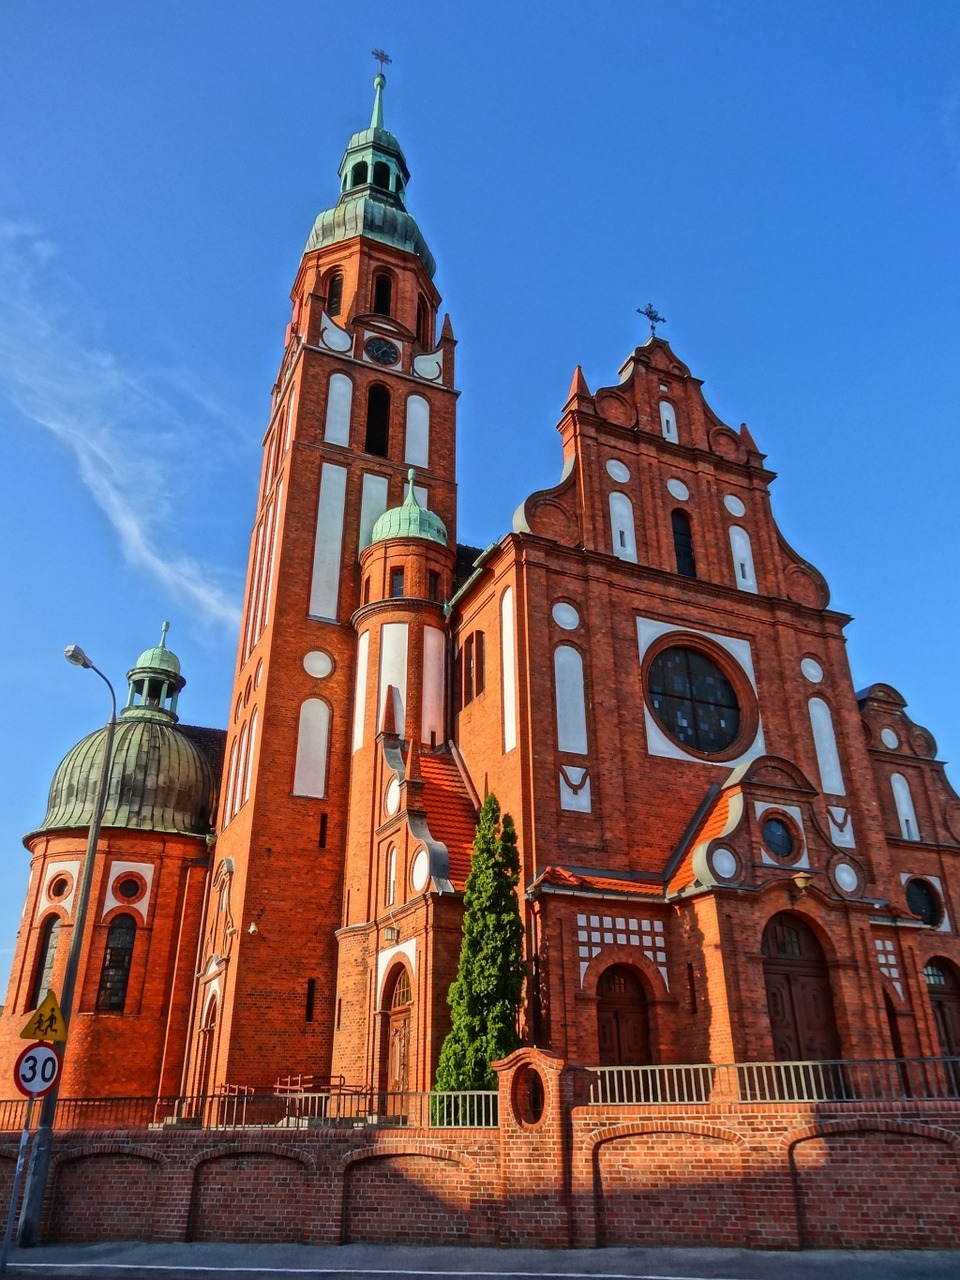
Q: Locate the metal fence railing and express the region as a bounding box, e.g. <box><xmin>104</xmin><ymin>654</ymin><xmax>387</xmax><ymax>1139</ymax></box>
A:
<box><xmin>587</xmin><ymin>1056</ymin><xmax>960</xmax><ymax>1105</ymax></box>
<box><xmin>0</xmin><ymin>1086</ymin><xmax>499</xmax><ymax>1133</ymax></box>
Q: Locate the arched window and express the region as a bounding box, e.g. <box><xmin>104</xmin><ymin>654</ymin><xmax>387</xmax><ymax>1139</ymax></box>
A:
<box><xmin>365</xmin><ymin>384</ymin><xmax>391</xmax><ymax>456</ymax></box>
<box><xmin>808</xmin><ymin>697</ymin><xmax>846</xmax><ymax>796</ymax></box>
<box><xmin>671</xmin><ymin>509</ymin><xmax>696</xmax><ymax>577</ymax></box>
<box><xmin>222</xmin><ymin>739</ymin><xmax>239</xmax><ymax>826</ymax></box>
<box><xmin>350</xmin><ymin>160</ymin><xmax>368</xmax><ymax>187</ymax></box>
<box><xmin>554</xmin><ymin>645</ymin><xmax>588</xmax><ymax>754</ymax></box>
<box><xmin>241</xmin><ymin>707</ymin><xmax>258</xmax><ymax>807</ymax></box>
<box><xmin>501</xmin><ymin>588</ymin><xmax>517</xmax><ymax>753</ymax></box>
<box><xmin>293</xmin><ymin>699</ymin><xmax>330</xmax><ymax>798</ymax></box>
<box><xmin>372</xmin><ymin>161</ymin><xmax>391</xmax><ymax>190</ymax></box>
<box><xmin>385</xmin><ymin>846</ymin><xmax>397</xmax><ymax>906</ymax></box>
<box><xmin>97</xmin><ymin>914</ymin><xmax>136</xmax><ymax>1012</ymax></box>
<box><xmin>891</xmin><ymin>773</ymin><xmax>920</xmax><ymax>840</ymax></box>
<box><xmin>729</xmin><ymin>525</ymin><xmax>757</xmax><ymax>592</ymax></box>
<box><xmin>660</xmin><ymin>400</ymin><xmax>678</xmax><ymax>442</ymax></box>
<box><xmin>609</xmin><ymin>492</ymin><xmax>638</xmax><ymax>562</ymax></box>
<box><xmin>29</xmin><ymin>916</ymin><xmax>61</xmax><ymax>1010</ymax></box>
<box><xmin>326</xmin><ymin>272</ymin><xmax>343</xmax><ymax>317</ymax></box>
<box><xmin>233</xmin><ymin>722</ymin><xmax>249</xmax><ymax>818</ymax></box>
<box><xmin>416</xmin><ymin>297</ymin><xmax>430</xmax><ymax>347</ymax></box>
<box><xmin>462</xmin><ymin>631</ymin><xmax>485</xmax><ymax>706</ymax></box>
<box><xmin>373</xmin><ymin>273</ymin><xmax>392</xmax><ymax>317</ymax></box>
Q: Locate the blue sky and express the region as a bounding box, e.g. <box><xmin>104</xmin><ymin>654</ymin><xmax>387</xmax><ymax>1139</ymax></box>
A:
<box><xmin>0</xmin><ymin>2</ymin><xmax>958</xmax><ymax>990</ymax></box>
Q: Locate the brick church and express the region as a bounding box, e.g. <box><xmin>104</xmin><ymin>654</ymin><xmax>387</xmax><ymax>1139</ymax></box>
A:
<box><xmin>3</xmin><ymin>72</ymin><xmax>960</xmax><ymax>1104</ymax></box>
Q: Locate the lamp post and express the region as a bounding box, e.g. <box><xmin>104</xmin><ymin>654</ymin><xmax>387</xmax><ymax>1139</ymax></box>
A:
<box><xmin>17</xmin><ymin>647</ymin><xmax>117</xmax><ymax>1248</ymax></box>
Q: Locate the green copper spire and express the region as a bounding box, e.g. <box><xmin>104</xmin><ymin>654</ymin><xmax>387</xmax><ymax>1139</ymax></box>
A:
<box><xmin>371</xmin><ymin>470</ymin><xmax>448</xmax><ymax>546</ymax></box>
<box><xmin>303</xmin><ymin>71</ymin><xmax>436</xmax><ymax>277</ymax></box>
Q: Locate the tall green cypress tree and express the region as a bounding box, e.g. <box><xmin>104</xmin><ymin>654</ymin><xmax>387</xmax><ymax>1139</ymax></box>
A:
<box><xmin>435</xmin><ymin>794</ymin><xmax>524</xmax><ymax>1091</ymax></box>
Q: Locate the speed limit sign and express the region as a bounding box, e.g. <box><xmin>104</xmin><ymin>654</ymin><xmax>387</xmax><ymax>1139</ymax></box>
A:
<box><xmin>13</xmin><ymin>1041</ymin><xmax>62</xmax><ymax>1098</ymax></box>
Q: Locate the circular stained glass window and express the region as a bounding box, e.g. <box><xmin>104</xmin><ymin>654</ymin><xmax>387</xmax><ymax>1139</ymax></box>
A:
<box><xmin>762</xmin><ymin>818</ymin><xmax>794</xmax><ymax>860</ymax></box>
<box><xmin>117</xmin><ymin>877</ymin><xmax>142</xmax><ymax>901</ymax></box>
<box><xmin>906</xmin><ymin>877</ymin><xmax>943</xmax><ymax>928</ymax></box>
<box><xmin>646</xmin><ymin>646</ymin><xmax>741</xmax><ymax>754</ymax></box>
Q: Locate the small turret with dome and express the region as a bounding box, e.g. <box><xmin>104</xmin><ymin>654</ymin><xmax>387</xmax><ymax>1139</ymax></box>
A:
<box><xmin>33</xmin><ymin>624</ymin><xmax>218</xmax><ymax>839</ymax></box>
<box><xmin>371</xmin><ymin>470</ymin><xmax>448</xmax><ymax>547</ymax></box>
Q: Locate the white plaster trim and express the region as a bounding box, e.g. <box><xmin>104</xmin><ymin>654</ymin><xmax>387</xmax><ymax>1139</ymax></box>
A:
<box><xmin>101</xmin><ymin>860</ymin><xmax>155</xmax><ymax>923</ymax></box>
<box><xmin>376</xmin><ymin>939</ymin><xmax>417</xmax><ymax>1005</ymax></box>
<box><xmin>39</xmin><ymin>860</ymin><xmax>81</xmax><ymax>921</ymax></box>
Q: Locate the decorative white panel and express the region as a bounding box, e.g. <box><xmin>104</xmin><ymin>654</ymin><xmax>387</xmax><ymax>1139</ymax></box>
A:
<box><xmin>874</xmin><ymin>938</ymin><xmax>903</xmax><ymax>997</ymax></box>
<box><xmin>501</xmin><ymin>588</ymin><xmax>517</xmax><ymax>753</ymax></box>
<box><xmin>891</xmin><ymin>773</ymin><xmax>920</xmax><ymax>840</ymax></box>
<box><xmin>413</xmin><ymin>349</ymin><xmax>443</xmax><ymax>381</ymax></box>
<box><xmin>378</xmin><ymin>622</ymin><xmax>409</xmax><ymax>740</ymax></box>
<box><xmin>404</xmin><ymin>395</ymin><xmax>430</xmax><ymax>468</ymax></box>
<box><xmin>352</xmin><ymin>631</ymin><xmax>370</xmax><ymax>753</ymax></box>
<box><xmin>40</xmin><ymin>860</ymin><xmax>81</xmax><ymax>921</ymax></box>
<box><xmin>828</xmin><ymin>805</ymin><xmax>856</xmax><ymax>847</ymax></box>
<box><xmin>422</xmin><ymin>625</ymin><xmax>445</xmax><ymax>747</ymax></box>
<box><xmin>808</xmin><ymin>697</ymin><xmax>846</xmax><ymax>796</ymax></box>
<box><xmin>376</xmin><ymin>940</ymin><xmax>417</xmax><ymax>1004</ymax></box>
<box><xmin>101</xmin><ymin>861</ymin><xmax>155</xmax><ymax>923</ymax></box>
<box><xmin>559</xmin><ymin>766</ymin><xmax>591</xmax><ymax>812</ymax></box>
<box><xmin>729</xmin><ymin>525</ymin><xmax>758</xmax><ymax>593</ymax></box>
<box><xmin>359</xmin><ymin>473</ymin><xmax>389</xmax><ymax>551</ymax></box>
<box><xmin>309</xmin><ymin>463</ymin><xmax>347</xmax><ymax>619</ymax></box>
<box><xmin>576</xmin><ymin>913</ymin><xmax>668</xmax><ymax>988</ymax></box>
<box><xmin>293</xmin><ymin>699</ymin><xmax>330</xmax><ymax>798</ymax></box>
<box><xmin>554</xmin><ymin>645</ymin><xmax>588</xmax><ymax>754</ymax></box>
<box><xmin>320</xmin><ymin>313</ymin><xmax>353</xmax><ymax>353</ymax></box>
<box><xmin>324</xmin><ymin>372</ymin><xmax>353</xmax><ymax>445</ymax></box>
<box><xmin>609</xmin><ymin>492</ymin><xmax>638</xmax><ymax>562</ymax></box>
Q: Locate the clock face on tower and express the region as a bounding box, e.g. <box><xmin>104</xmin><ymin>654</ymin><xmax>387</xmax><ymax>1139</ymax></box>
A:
<box><xmin>364</xmin><ymin>336</ymin><xmax>400</xmax><ymax>366</ymax></box>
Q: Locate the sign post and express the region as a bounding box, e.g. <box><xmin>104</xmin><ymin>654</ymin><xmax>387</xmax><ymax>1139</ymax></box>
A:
<box><xmin>1</xmin><ymin>1041</ymin><xmax>62</xmax><ymax>1272</ymax></box>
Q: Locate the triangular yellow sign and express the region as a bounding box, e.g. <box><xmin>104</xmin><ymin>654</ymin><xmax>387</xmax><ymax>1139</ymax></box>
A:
<box><xmin>21</xmin><ymin>992</ymin><xmax>66</xmax><ymax>1042</ymax></box>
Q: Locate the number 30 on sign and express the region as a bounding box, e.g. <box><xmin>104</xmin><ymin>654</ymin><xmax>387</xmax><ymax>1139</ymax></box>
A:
<box><xmin>14</xmin><ymin>1042</ymin><xmax>62</xmax><ymax>1098</ymax></box>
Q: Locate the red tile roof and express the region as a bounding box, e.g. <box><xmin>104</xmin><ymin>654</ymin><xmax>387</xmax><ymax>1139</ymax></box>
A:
<box><xmin>667</xmin><ymin>785</ymin><xmax>741</xmax><ymax>892</ymax></box>
<box><xmin>531</xmin><ymin>865</ymin><xmax>663</xmax><ymax>898</ymax></box>
<box><xmin>417</xmin><ymin>748</ymin><xmax>478</xmax><ymax>890</ymax></box>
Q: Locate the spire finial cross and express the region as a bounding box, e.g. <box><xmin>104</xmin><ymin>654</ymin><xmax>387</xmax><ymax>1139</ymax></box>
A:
<box><xmin>159</xmin><ymin>620</ymin><xmax>170</xmax><ymax>648</ymax></box>
<box><xmin>372</xmin><ymin>48</ymin><xmax>392</xmax><ymax>75</ymax></box>
<box><xmin>638</xmin><ymin>303</ymin><xmax>665</xmax><ymax>337</ymax></box>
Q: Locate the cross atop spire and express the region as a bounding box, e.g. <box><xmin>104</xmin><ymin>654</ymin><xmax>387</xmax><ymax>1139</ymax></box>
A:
<box><xmin>369</xmin><ymin>51</ymin><xmax>391</xmax><ymax>129</ymax></box>
<box><xmin>372</xmin><ymin>48</ymin><xmax>392</xmax><ymax>75</ymax></box>
<box><xmin>638</xmin><ymin>303</ymin><xmax>666</xmax><ymax>337</ymax></box>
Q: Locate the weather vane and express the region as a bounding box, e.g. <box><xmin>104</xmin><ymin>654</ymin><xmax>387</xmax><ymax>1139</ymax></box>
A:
<box><xmin>638</xmin><ymin>303</ymin><xmax>665</xmax><ymax>337</ymax></box>
<box><xmin>372</xmin><ymin>48</ymin><xmax>392</xmax><ymax>75</ymax></box>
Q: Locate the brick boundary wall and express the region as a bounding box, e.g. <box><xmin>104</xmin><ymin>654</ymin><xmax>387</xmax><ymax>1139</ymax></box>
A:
<box><xmin>0</xmin><ymin>1049</ymin><xmax>957</xmax><ymax>1249</ymax></box>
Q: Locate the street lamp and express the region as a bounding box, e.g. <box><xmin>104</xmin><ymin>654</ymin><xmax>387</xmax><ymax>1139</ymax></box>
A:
<box><xmin>17</xmin><ymin>648</ymin><xmax>117</xmax><ymax>1248</ymax></box>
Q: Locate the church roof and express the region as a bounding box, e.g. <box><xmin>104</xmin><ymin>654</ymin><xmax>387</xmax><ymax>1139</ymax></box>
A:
<box><xmin>417</xmin><ymin>748</ymin><xmax>477</xmax><ymax>890</ymax></box>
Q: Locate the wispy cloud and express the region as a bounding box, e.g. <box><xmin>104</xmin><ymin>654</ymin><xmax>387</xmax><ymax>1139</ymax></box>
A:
<box><xmin>0</xmin><ymin>222</ymin><xmax>242</xmax><ymax>630</ymax></box>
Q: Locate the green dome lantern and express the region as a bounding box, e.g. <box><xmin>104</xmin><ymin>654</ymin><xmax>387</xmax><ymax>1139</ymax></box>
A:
<box><xmin>371</xmin><ymin>470</ymin><xmax>447</xmax><ymax>547</ymax></box>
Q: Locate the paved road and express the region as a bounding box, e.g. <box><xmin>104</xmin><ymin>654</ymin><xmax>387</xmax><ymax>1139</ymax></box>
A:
<box><xmin>2</xmin><ymin>1243</ymin><xmax>958</xmax><ymax>1280</ymax></box>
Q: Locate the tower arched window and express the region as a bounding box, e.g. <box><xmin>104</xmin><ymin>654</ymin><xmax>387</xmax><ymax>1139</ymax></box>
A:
<box><xmin>891</xmin><ymin>772</ymin><xmax>920</xmax><ymax>840</ymax></box>
<box><xmin>417</xmin><ymin>297</ymin><xmax>430</xmax><ymax>348</ymax></box>
<box><xmin>660</xmin><ymin>401</ymin><xmax>678</xmax><ymax>442</ymax></box>
<box><xmin>365</xmin><ymin>384</ymin><xmax>391</xmax><ymax>457</ymax></box>
<box><xmin>29</xmin><ymin>915</ymin><xmax>61</xmax><ymax>1010</ymax></box>
<box><xmin>351</xmin><ymin>160</ymin><xmax>368</xmax><ymax>187</ymax></box>
<box><xmin>671</xmin><ymin>509</ymin><xmax>697</xmax><ymax>578</ymax></box>
<box><xmin>326</xmin><ymin>272</ymin><xmax>343</xmax><ymax>318</ymax></box>
<box><xmin>97</xmin><ymin>914</ymin><xmax>136</xmax><ymax>1012</ymax></box>
<box><xmin>373</xmin><ymin>161</ymin><xmax>391</xmax><ymax>190</ymax></box>
<box><xmin>373</xmin><ymin>273</ymin><xmax>392</xmax><ymax>317</ymax></box>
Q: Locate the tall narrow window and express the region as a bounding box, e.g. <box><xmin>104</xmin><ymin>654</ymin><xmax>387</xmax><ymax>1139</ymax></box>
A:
<box><xmin>326</xmin><ymin>272</ymin><xmax>343</xmax><ymax>317</ymax></box>
<box><xmin>729</xmin><ymin>526</ymin><xmax>757</xmax><ymax>592</ymax></box>
<box><xmin>29</xmin><ymin>916</ymin><xmax>61</xmax><ymax>1010</ymax></box>
<box><xmin>293</xmin><ymin>699</ymin><xmax>331</xmax><ymax>798</ymax></box>
<box><xmin>241</xmin><ymin>707</ymin><xmax>258</xmax><ymax>807</ymax></box>
<box><xmin>554</xmin><ymin>645</ymin><xmax>588</xmax><ymax>754</ymax></box>
<box><xmin>373</xmin><ymin>161</ymin><xmax>391</xmax><ymax>190</ymax></box>
<box><xmin>428</xmin><ymin>571</ymin><xmax>440</xmax><ymax>603</ymax></box>
<box><xmin>373</xmin><ymin>273</ymin><xmax>392</xmax><ymax>317</ymax></box>
<box><xmin>891</xmin><ymin>773</ymin><xmax>920</xmax><ymax>841</ymax></box>
<box><xmin>660</xmin><ymin>400</ymin><xmax>678</xmax><ymax>442</ymax></box>
<box><xmin>808</xmin><ymin>697</ymin><xmax>846</xmax><ymax>796</ymax></box>
<box><xmin>417</xmin><ymin>297</ymin><xmax>430</xmax><ymax>347</ymax></box>
<box><xmin>609</xmin><ymin>492</ymin><xmax>637</xmax><ymax>562</ymax></box>
<box><xmin>97</xmin><ymin>915</ymin><xmax>136</xmax><ymax>1012</ymax></box>
<box><xmin>390</xmin><ymin>568</ymin><xmax>405</xmax><ymax>598</ymax></box>
<box><xmin>365</xmin><ymin>385</ymin><xmax>390</xmax><ymax>456</ymax></box>
<box><xmin>672</xmin><ymin>509</ymin><xmax>697</xmax><ymax>577</ymax></box>
<box><xmin>351</xmin><ymin>161</ymin><xmax>368</xmax><ymax>187</ymax></box>
<box><xmin>386</xmin><ymin>846</ymin><xmax>397</xmax><ymax>906</ymax></box>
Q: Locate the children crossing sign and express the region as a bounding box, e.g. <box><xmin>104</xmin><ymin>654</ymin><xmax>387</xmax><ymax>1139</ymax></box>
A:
<box><xmin>20</xmin><ymin>992</ymin><xmax>65</xmax><ymax>1043</ymax></box>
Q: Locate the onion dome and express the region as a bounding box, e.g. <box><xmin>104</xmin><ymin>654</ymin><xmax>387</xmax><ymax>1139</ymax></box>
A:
<box><xmin>303</xmin><ymin>72</ymin><xmax>436</xmax><ymax>277</ymax></box>
<box><xmin>371</xmin><ymin>470</ymin><xmax>447</xmax><ymax>547</ymax></box>
<box><xmin>29</xmin><ymin>624</ymin><xmax>216</xmax><ymax>840</ymax></box>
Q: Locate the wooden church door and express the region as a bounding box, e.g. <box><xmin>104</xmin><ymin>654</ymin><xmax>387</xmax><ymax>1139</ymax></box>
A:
<box><xmin>385</xmin><ymin>968</ymin><xmax>412</xmax><ymax>1093</ymax></box>
<box><xmin>925</xmin><ymin>960</ymin><xmax>960</xmax><ymax>1056</ymax></box>
<box><xmin>762</xmin><ymin>914</ymin><xmax>840</xmax><ymax>1061</ymax></box>
<box><xmin>596</xmin><ymin>965</ymin><xmax>651</xmax><ymax>1065</ymax></box>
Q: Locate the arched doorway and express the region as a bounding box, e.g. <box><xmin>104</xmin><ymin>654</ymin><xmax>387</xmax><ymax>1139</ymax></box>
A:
<box><xmin>596</xmin><ymin>965</ymin><xmax>651</xmax><ymax>1066</ymax></box>
<box><xmin>924</xmin><ymin>958</ymin><xmax>960</xmax><ymax>1059</ymax></box>
<box><xmin>381</xmin><ymin>967</ymin><xmax>412</xmax><ymax>1095</ymax></box>
<box><xmin>761</xmin><ymin>913</ymin><xmax>840</xmax><ymax>1060</ymax></box>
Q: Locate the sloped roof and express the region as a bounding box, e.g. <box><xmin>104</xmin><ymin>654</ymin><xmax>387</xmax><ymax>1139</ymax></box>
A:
<box><xmin>417</xmin><ymin>748</ymin><xmax>477</xmax><ymax>890</ymax></box>
<box><xmin>666</xmin><ymin>785</ymin><xmax>742</xmax><ymax>893</ymax></box>
<box><xmin>530</xmin><ymin>865</ymin><xmax>663</xmax><ymax>899</ymax></box>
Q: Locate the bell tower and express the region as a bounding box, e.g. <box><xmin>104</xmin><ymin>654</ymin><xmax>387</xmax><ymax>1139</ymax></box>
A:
<box><xmin>186</xmin><ymin>71</ymin><xmax>459</xmax><ymax>1091</ymax></box>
